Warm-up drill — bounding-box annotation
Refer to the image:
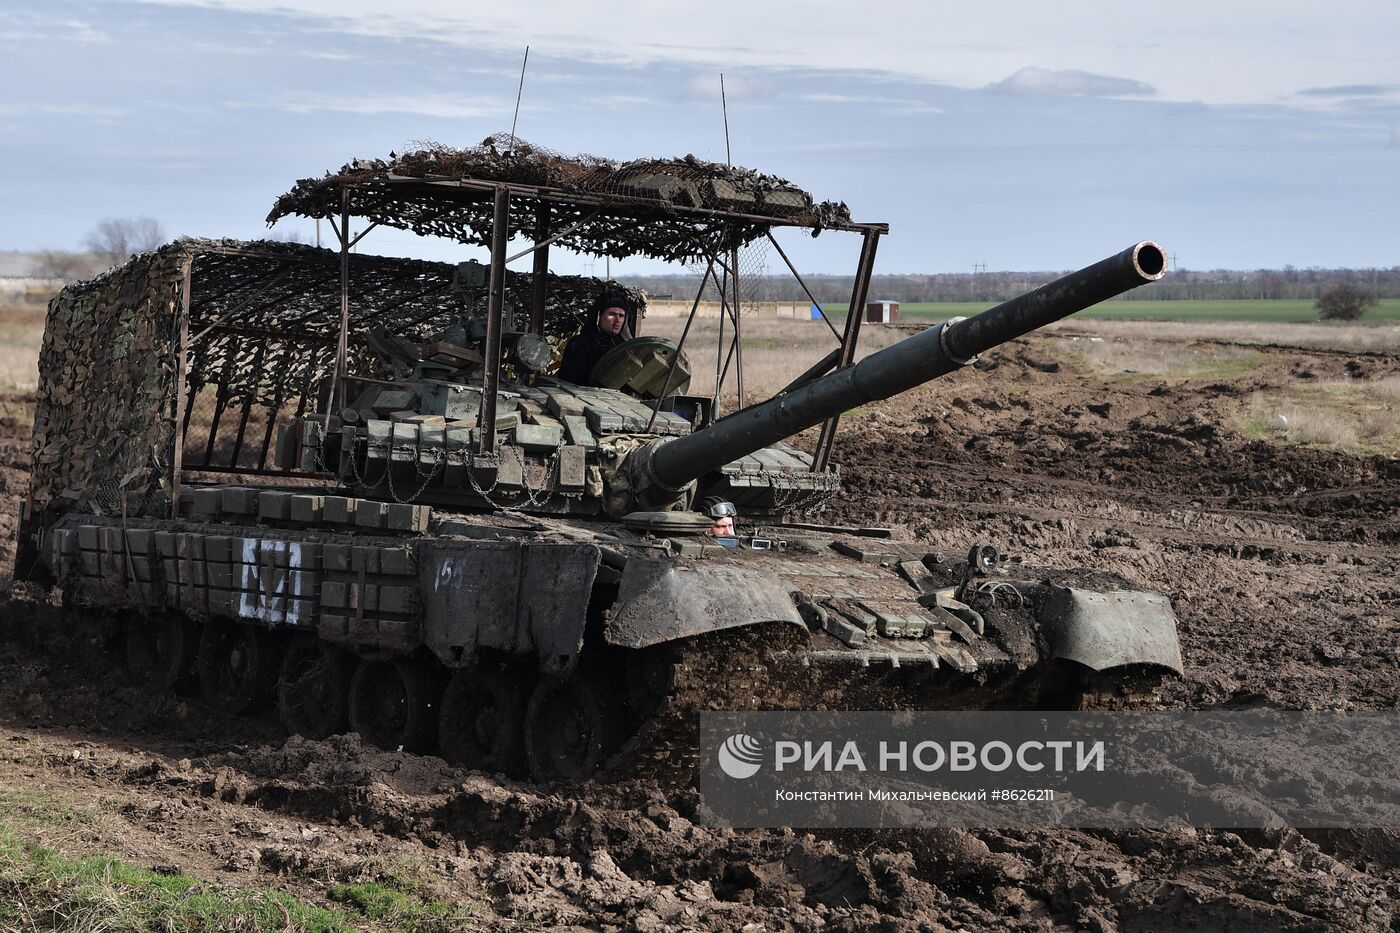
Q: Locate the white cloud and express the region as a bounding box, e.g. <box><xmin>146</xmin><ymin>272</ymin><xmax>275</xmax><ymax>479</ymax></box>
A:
<box><xmin>1297</xmin><ymin>84</ymin><xmax>1399</xmax><ymax>98</ymax></box>
<box><xmin>990</xmin><ymin>67</ymin><xmax>1155</xmax><ymax>98</ymax></box>
<box><xmin>798</xmin><ymin>93</ymin><xmax>944</xmax><ymax>114</ymax></box>
<box><xmin>685</xmin><ymin>73</ymin><xmax>773</xmax><ymax>102</ymax></box>
<box><xmin>0</xmin><ymin>102</ymin><xmax>127</xmax><ymax>118</ymax></box>
<box><xmin>58</xmin><ymin>17</ymin><xmax>108</xmax><ymax>43</ymax></box>
<box><xmin>267</xmin><ymin>93</ymin><xmax>509</xmax><ymax>119</ymax></box>
<box><xmin>299</xmin><ymin>49</ymin><xmax>358</xmax><ymax>61</ymax></box>
<box><xmin>130</xmin><ymin>0</ymin><xmax>1400</xmax><ymax>107</ymax></box>
<box><xmin>0</xmin><ymin>12</ymin><xmax>107</xmax><ymax>44</ymax></box>
<box><xmin>586</xmin><ymin>94</ymin><xmax>657</xmax><ymax>110</ymax></box>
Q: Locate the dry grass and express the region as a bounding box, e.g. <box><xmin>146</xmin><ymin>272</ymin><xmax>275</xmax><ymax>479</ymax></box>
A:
<box><xmin>1239</xmin><ymin>378</ymin><xmax>1400</xmax><ymax>454</ymax></box>
<box><xmin>645</xmin><ymin>316</ymin><xmax>902</xmax><ymax>404</ymax></box>
<box><xmin>1048</xmin><ymin>318</ymin><xmax>1400</xmax><ymax>353</ymax></box>
<box><xmin>1051</xmin><ymin>335</ymin><xmax>1263</xmax><ymax>382</ymax></box>
<box><xmin>1370</xmin><ymin>374</ymin><xmax>1400</xmax><ymax>399</ymax></box>
<box><xmin>0</xmin><ymin>304</ymin><xmax>46</xmax><ymax>391</ymax></box>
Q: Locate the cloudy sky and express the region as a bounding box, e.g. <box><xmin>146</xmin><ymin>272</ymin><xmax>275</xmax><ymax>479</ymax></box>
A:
<box><xmin>1</xmin><ymin>1</ymin><xmax>1396</xmax><ymax>275</ymax></box>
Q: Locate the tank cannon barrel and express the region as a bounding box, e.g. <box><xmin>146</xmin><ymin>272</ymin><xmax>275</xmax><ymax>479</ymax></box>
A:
<box><xmin>642</xmin><ymin>241</ymin><xmax>1166</xmax><ymax>495</ymax></box>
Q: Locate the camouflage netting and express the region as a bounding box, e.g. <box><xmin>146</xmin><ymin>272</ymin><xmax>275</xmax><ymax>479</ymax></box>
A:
<box><xmin>28</xmin><ymin>237</ymin><xmax>646</xmax><ymax>505</ymax></box>
<box><xmin>179</xmin><ymin>238</ymin><xmax>645</xmax><ymax>400</ymax></box>
<box><xmin>266</xmin><ymin>135</ymin><xmax>857</xmax><ymax>263</ymax></box>
<box><xmin>177</xmin><ymin>238</ymin><xmax>645</xmax><ymax>473</ymax></box>
<box><xmin>29</xmin><ymin>245</ymin><xmax>186</xmax><ymax>520</ymax></box>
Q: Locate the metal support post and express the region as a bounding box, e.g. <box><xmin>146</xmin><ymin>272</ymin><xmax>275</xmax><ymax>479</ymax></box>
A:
<box><xmin>730</xmin><ymin>244</ymin><xmax>744</xmax><ymax>408</ymax></box>
<box><xmin>504</xmin><ymin>207</ymin><xmax>601</xmax><ymax>264</ymax></box>
<box><xmin>780</xmin><ymin>346</ymin><xmax>840</xmax><ymax>395</ymax></box>
<box><xmin>170</xmin><ymin>257</ymin><xmax>193</xmax><ymax>518</ymax></box>
<box><xmin>645</xmin><ymin>256</ymin><xmax>715</xmax><ymax>431</ymax></box>
<box><xmin>324</xmin><ymin>187</ymin><xmax>351</xmax><ymax>416</ymax></box>
<box><xmin>712</xmin><ymin>260</ymin><xmax>727</xmax><ymax>417</ymax></box>
<box><xmin>530</xmin><ymin>203</ymin><xmax>549</xmax><ymax>335</ymax></box>
<box><xmin>812</xmin><ymin>228</ymin><xmax>881</xmax><ymax>472</ymax></box>
<box><xmin>699</xmin><ymin>252</ymin><xmax>741</xmax><ymax>398</ymax></box>
<box><xmin>479</xmin><ymin>186</ymin><xmax>509</xmax><ymax>452</ymax></box>
<box><xmin>765</xmin><ymin>230</ymin><xmax>841</xmax><ymax>340</ymax></box>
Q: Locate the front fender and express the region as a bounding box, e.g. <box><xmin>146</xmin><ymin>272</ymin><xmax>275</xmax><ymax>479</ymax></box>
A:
<box><xmin>1039</xmin><ymin>586</ymin><xmax>1184</xmax><ymax>674</ymax></box>
<box><xmin>605</xmin><ymin>558</ymin><xmax>805</xmax><ymax>649</ymax></box>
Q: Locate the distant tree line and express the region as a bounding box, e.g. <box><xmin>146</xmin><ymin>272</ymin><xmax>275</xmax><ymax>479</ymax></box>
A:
<box><xmin>629</xmin><ymin>265</ymin><xmax>1400</xmax><ymax>304</ymax></box>
<box><xmin>21</xmin><ymin>217</ymin><xmax>1400</xmax><ymax>308</ymax></box>
<box><xmin>32</xmin><ymin>216</ymin><xmax>168</xmax><ymax>283</ymax></box>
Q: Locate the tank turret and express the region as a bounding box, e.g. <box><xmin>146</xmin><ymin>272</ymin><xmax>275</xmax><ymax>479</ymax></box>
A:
<box><xmin>296</xmin><ymin>242</ymin><xmax>1164</xmax><ymax>521</ymax></box>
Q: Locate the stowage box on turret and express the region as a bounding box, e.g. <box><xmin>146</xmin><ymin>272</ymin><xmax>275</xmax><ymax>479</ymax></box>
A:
<box><xmin>18</xmin><ymin>137</ymin><xmax>1182</xmax><ymax>781</ymax></box>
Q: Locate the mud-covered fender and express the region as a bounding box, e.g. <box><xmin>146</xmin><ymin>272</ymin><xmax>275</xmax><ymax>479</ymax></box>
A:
<box><xmin>419</xmin><ymin>540</ymin><xmax>600</xmax><ymax>672</ymax></box>
<box><xmin>1039</xmin><ymin>587</ymin><xmax>1184</xmax><ymax>674</ymax></box>
<box><xmin>605</xmin><ymin>558</ymin><xmax>806</xmax><ymax>649</ymax></box>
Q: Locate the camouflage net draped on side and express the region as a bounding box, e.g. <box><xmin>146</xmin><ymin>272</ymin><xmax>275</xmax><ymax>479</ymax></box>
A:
<box><xmin>29</xmin><ymin>248</ymin><xmax>183</xmax><ymax>518</ymax></box>
<box><xmin>266</xmin><ymin>135</ymin><xmax>856</xmax><ymax>263</ymax></box>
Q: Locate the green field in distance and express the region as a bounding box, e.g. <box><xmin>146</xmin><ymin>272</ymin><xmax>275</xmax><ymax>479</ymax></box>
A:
<box><xmin>821</xmin><ymin>298</ymin><xmax>1400</xmax><ymax>323</ymax></box>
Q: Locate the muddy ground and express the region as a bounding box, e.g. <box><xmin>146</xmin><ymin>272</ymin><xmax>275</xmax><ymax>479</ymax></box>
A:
<box><xmin>0</xmin><ymin>333</ymin><xmax>1397</xmax><ymax>931</ymax></box>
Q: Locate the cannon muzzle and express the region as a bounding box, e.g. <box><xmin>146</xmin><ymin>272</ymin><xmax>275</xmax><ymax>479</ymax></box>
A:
<box><xmin>628</xmin><ymin>241</ymin><xmax>1166</xmax><ymax>505</ymax></box>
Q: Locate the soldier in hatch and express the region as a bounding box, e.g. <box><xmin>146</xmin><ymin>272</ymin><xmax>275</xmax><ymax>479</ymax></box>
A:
<box><xmin>558</xmin><ymin>293</ymin><xmax>632</xmax><ymax>386</ymax></box>
<box><xmin>700</xmin><ymin>496</ymin><xmax>737</xmax><ymax>537</ymax></box>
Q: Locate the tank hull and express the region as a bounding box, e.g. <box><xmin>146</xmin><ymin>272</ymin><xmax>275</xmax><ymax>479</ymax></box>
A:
<box><xmin>36</xmin><ymin>488</ymin><xmax>1182</xmax><ymax>780</ymax></box>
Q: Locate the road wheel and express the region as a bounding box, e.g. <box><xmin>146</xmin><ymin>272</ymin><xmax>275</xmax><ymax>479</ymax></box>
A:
<box><xmin>277</xmin><ymin>639</ymin><xmax>353</xmax><ymax>739</ymax></box>
<box><xmin>125</xmin><ymin>613</ymin><xmax>197</xmax><ymax>692</ymax></box>
<box><xmin>624</xmin><ymin>644</ymin><xmax>682</xmax><ymax>719</ymax></box>
<box><xmin>524</xmin><ymin>672</ymin><xmax>624</xmax><ymax>783</ymax></box>
<box><xmin>438</xmin><ymin>663</ymin><xmax>529</xmax><ymax>776</ymax></box>
<box><xmin>197</xmin><ymin>620</ymin><xmax>279</xmax><ymax>714</ymax></box>
<box><xmin>348</xmin><ymin>658</ymin><xmax>438</xmax><ymax>752</ymax></box>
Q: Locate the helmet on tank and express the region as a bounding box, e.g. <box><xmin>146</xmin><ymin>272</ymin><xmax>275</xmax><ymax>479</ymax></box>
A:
<box><xmin>698</xmin><ymin>496</ymin><xmax>736</xmax><ymax>519</ymax></box>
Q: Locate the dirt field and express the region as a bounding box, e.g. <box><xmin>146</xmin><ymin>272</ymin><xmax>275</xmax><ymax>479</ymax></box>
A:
<box><xmin>0</xmin><ymin>323</ymin><xmax>1397</xmax><ymax>931</ymax></box>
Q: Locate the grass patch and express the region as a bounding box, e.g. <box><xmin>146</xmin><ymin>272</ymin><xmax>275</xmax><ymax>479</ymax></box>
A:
<box><xmin>325</xmin><ymin>857</ymin><xmax>482</xmax><ymax>928</ymax></box>
<box><xmin>821</xmin><ymin>298</ymin><xmax>1400</xmax><ymax>324</ymax></box>
<box><xmin>0</xmin><ymin>830</ymin><xmax>348</xmax><ymax>931</ymax></box>
<box><xmin>0</xmin><ymin>793</ymin><xmax>489</xmax><ymax>931</ymax></box>
<box><xmin>1050</xmin><ymin>337</ymin><xmax>1264</xmax><ymax>382</ymax></box>
<box><xmin>328</xmin><ymin>881</ymin><xmax>473</xmax><ymax>926</ymax></box>
<box><xmin>1238</xmin><ymin>376</ymin><xmax>1400</xmax><ymax>455</ymax></box>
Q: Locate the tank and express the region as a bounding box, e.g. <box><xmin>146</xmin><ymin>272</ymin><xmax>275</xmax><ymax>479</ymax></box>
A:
<box><xmin>17</xmin><ymin>140</ymin><xmax>1183</xmax><ymax>783</ymax></box>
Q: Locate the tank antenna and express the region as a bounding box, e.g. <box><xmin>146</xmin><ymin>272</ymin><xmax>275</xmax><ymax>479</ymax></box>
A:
<box><xmin>720</xmin><ymin>73</ymin><xmax>732</xmax><ymax>165</ymax></box>
<box><xmin>719</xmin><ymin>73</ymin><xmax>743</xmax><ymax>405</ymax></box>
<box><xmin>508</xmin><ymin>45</ymin><xmax>530</xmax><ymax>153</ymax></box>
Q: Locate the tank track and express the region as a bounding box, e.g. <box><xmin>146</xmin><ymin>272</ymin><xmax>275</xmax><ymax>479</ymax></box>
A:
<box><xmin>609</xmin><ymin>624</ymin><xmax>806</xmax><ymax>786</ymax></box>
<box><xmin>604</xmin><ymin>614</ymin><xmax>1168</xmax><ymax>787</ymax></box>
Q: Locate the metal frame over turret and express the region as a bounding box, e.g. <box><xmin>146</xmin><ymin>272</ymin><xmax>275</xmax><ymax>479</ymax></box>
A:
<box><xmin>262</xmin><ymin>135</ymin><xmax>890</xmax><ymax>489</ymax></box>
